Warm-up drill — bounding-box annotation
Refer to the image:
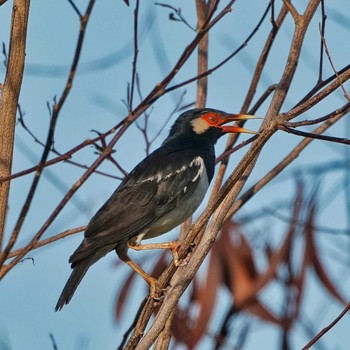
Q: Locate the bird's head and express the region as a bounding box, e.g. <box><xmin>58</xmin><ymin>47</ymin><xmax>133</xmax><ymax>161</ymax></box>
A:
<box><xmin>164</xmin><ymin>108</ymin><xmax>258</xmax><ymax>146</ymax></box>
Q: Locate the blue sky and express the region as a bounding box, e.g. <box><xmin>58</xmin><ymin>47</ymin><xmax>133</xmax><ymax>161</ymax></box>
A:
<box><xmin>1</xmin><ymin>1</ymin><xmax>350</xmax><ymax>349</ymax></box>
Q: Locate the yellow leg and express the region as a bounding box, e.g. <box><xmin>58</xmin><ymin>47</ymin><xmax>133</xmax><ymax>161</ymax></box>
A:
<box><xmin>115</xmin><ymin>246</ymin><xmax>159</xmax><ymax>299</ymax></box>
<box><xmin>128</xmin><ymin>240</ymin><xmax>192</xmax><ymax>267</ymax></box>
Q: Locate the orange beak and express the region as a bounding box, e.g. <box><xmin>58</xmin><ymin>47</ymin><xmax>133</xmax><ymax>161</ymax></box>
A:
<box><xmin>218</xmin><ymin>114</ymin><xmax>260</xmax><ymax>134</ymax></box>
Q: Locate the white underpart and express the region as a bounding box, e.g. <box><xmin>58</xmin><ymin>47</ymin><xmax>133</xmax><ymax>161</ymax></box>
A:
<box><xmin>133</xmin><ymin>231</ymin><xmax>147</xmax><ymax>245</ymax></box>
<box><xmin>191</xmin><ymin>118</ymin><xmax>210</xmax><ymax>134</ymax></box>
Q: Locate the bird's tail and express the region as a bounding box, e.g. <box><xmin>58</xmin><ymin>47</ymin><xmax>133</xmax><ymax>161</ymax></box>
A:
<box><xmin>55</xmin><ymin>256</ymin><xmax>94</xmax><ymax>311</ymax></box>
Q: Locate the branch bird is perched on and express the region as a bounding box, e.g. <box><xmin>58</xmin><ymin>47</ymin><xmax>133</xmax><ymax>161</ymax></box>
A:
<box><xmin>55</xmin><ymin>108</ymin><xmax>257</xmax><ymax>311</ymax></box>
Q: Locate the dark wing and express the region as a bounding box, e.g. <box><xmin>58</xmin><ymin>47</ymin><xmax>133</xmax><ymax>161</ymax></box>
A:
<box><xmin>70</xmin><ymin>148</ymin><xmax>208</xmax><ymax>264</ymax></box>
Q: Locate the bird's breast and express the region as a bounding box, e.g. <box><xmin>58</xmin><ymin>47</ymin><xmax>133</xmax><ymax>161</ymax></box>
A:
<box><xmin>144</xmin><ymin>161</ymin><xmax>209</xmax><ymax>240</ymax></box>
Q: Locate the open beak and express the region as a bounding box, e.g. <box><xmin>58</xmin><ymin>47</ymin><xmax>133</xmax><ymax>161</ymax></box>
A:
<box><xmin>218</xmin><ymin>114</ymin><xmax>260</xmax><ymax>134</ymax></box>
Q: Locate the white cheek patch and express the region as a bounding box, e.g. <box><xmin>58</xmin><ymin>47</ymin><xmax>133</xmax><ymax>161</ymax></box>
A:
<box><xmin>191</xmin><ymin>118</ymin><xmax>210</xmax><ymax>134</ymax></box>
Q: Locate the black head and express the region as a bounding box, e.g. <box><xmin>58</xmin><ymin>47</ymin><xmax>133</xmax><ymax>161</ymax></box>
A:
<box><xmin>163</xmin><ymin>108</ymin><xmax>256</xmax><ymax>146</ymax></box>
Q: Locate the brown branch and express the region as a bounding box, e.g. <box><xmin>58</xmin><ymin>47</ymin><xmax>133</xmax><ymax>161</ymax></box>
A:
<box><xmin>132</xmin><ymin>1</ymin><xmax>322</xmax><ymax>348</ymax></box>
<box><xmin>319</xmin><ymin>24</ymin><xmax>350</xmax><ymax>102</ymax></box>
<box><xmin>208</xmin><ymin>3</ymin><xmax>284</xmax><ymax>214</ymax></box>
<box><xmin>286</xmin><ymin>102</ymin><xmax>350</xmax><ymax>127</ymax></box>
<box><xmin>164</xmin><ymin>0</ymin><xmax>271</xmax><ymax>96</ymax></box>
<box><xmin>225</xmin><ymin>105</ymin><xmax>349</xmax><ymax>222</ymax></box>
<box><xmin>155</xmin><ymin>3</ymin><xmax>196</xmax><ymax>32</ymax></box>
<box><xmin>285</xmin><ymin>66</ymin><xmax>350</xmax><ymax>121</ymax></box>
<box><xmin>0</xmin><ymin>0</ymin><xmax>236</xmax><ymax>279</ymax></box>
<box><xmin>295</xmin><ymin>63</ymin><xmax>350</xmax><ymax>108</ymax></box>
<box><xmin>302</xmin><ymin>302</ymin><xmax>350</xmax><ymax>349</ymax></box>
<box><xmin>0</xmin><ymin>0</ymin><xmax>97</xmax><ymax>275</ymax></box>
<box><xmin>195</xmin><ymin>0</ymin><xmax>209</xmax><ymax>108</ymax></box>
<box><xmin>0</xmin><ymin>127</ymin><xmax>122</xmax><ymax>184</ymax></box>
<box><xmin>280</xmin><ymin>124</ymin><xmax>350</xmax><ymax>145</ymax></box>
<box><xmin>215</xmin><ymin>135</ymin><xmax>259</xmax><ymax>164</ymax></box>
<box><xmin>15</xmin><ymin>106</ymin><xmax>122</xmax><ymax>180</ymax></box>
<box><xmin>6</xmin><ymin>226</ymin><xmax>85</xmax><ymax>259</ymax></box>
<box><xmin>128</xmin><ymin>0</ymin><xmax>140</xmax><ymax>111</ymax></box>
<box><xmin>0</xmin><ymin>0</ymin><xmax>30</xmax><ymax>250</ymax></box>
<box><xmin>317</xmin><ymin>0</ymin><xmax>326</xmax><ymax>82</ymax></box>
<box><xmin>283</xmin><ymin>0</ymin><xmax>301</xmax><ymax>23</ymax></box>
<box><xmin>153</xmin><ymin>309</ymin><xmax>175</xmax><ymax>350</ymax></box>
<box><xmin>66</xmin><ymin>0</ymin><xmax>82</xmax><ymax>18</ymax></box>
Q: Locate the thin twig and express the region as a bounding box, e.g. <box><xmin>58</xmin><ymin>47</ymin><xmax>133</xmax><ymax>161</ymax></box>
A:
<box><xmin>280</xmin><ymin>124</ymin><xmax>350</xmax><ymax>145</ymax></box>
<box><xmin>149</xmin><ymin>91</ymin><xmax>187</xmax><ymax>145</ymax></box>
<box><xmin>302</xmin><ymin>302</ymin><xmax>350</xmax><ymax>349</ymax></box>
<box><xmin>225</xmin><ymin>104</ymin><xmax>349</xmax><ymax>221</ymax></box>
<box><xmin>286</xmin><ymin>102</ymin><xmax>350</xmax><ymax>127</ymax></box>
<box><xmin>164</xmin><ymin>1</ymin><xmax>271</xmax><ymax>95</ymax></box>
<box><xmin>215</xmin><ymin>135</ymin><xmax>259</xmax><ymax>164</ymax></box>
<box><xmin>155</xmin><ymin>2</ymin><xmax>196</xmax><ymax>31</ymax></box>
<box><xmin>208</xmin><ymin>4</ymin><xmax>286</xmax><ymax>222</ymax></box>
<box><xmin>0</xmin><ymin>0</ymin><xmax>236</xmax><ymax>279</ymax></box>
<box><xmin>0</xmin><ymin>0</ymin><xmax>97</xmax><ymax>275</ymax></box>
<box><xmin>129</xmin><ymin>0</ymin><xmax>140</xmax><ymax>111</ymax></box>
<box><xmin>319</xmin><ymin>24</ymin><xmax>350</xmax><ymax>102</ymax></box>
<box><xmin>66</xmin><ymin>0</ymin><xmax>82</xmax><ymax>18</ymax></box>
<box><xmin>285</xmin><ymin>66</ymin><xmax>350</xmax><ymax>121</ymax></box>
<box><xmin>7</xmin><ymin>226</ymin><xmax>85</xmax><ymax>259</ymax></box>
<box><xmin>295</xmin><ymin>64</ymin><xmax>350</xmax><ymax>108</ymax></box>
<box><xmin>49</xmin><ymin>333</ymin><xmax>58</xmax><ymax>350</ymax></box>
<box><xmin>0</xmin><ymin>130</ymin><xmax>122</xmax><ymax>184</ymax></box>
<box><xmin>317</xmin><ymin>0</ymin><xmax>326</xmax><ymax>83</ymax></box>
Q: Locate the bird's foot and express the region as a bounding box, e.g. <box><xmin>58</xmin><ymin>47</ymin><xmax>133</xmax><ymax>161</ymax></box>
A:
<box><xmin>171</xmin><ymin>241</ymin><xmax>195</xmax><ymax>267</ymax></box>
<box><xmin>148</xmin><ymin>277</ymin><xmax>167</xmax><ymax>304</ymax></box>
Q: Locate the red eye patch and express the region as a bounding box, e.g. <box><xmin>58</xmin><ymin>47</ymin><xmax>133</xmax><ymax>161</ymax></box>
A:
<box><xmin>201</xmin><ymin>113</ymin><xmax>220</xmax><ymax>125</ymax></box>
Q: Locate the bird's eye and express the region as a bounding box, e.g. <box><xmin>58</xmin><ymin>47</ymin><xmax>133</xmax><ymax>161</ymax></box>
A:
<box><xmin>207</xmin><ymin>114</ymin><xmax>218</xmax><ymax>124</ymax></box>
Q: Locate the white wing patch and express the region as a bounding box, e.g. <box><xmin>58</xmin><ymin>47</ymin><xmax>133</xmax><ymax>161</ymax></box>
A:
<box><xmin>191</xmin><ymin>157</ymin><xmax>204</xmax><ymax>182</ymax></box>
<box><xmin>141</xmin><ymin>156</ymin><xmax>205</xmax><ymax>184</ymax></box>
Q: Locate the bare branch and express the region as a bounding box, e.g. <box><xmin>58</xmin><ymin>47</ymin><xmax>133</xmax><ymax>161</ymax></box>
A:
<box><xmin>0</xmin><ymin>0</ymin><xmax>97</xmax><ymax>276</ymax></box>
<box><xmin>283</xmin><ymin>0</ymin><xmax>302</xmax><ymax>23</ymax></box>
<box><xmin>132</xmin><ymin>2</ymin><xmax>323</xmax><ymax>347</ymax></box>
<box><xmin>280</xmin><ymin>124</ymin><xmax>350</xmax><ymax>145</ymax></box>
<box><xmin>155</xmin><ymin>2</ymin><xmax>196</xmax><ymax>31</ymax></box>
<box><xmin>129</xmin><ymin>0</ymin><xmax>140</xmax><ymax>111</ymax></box>
<box><xmin>6</xmin><ymin>226</ymin><xmax>85</xmax><ymax>259</ymax></box>
<box><xmin>286</xmin><ymin>102</ymin><xmax>350</xmax><ymax>127</ymax></box>
<box><xmin>285</xmin><ymin>66</ymin><xmax>350</xmax><ymax>121</ymax></box>
<box><xmin>225</xmin><ymin>104</ymin><xmax>349</xmax><ymax>221</ymax></box>
<box><xmin>66</xmin><ymin>0</ymin><xmax>82</xmax><ymax>18</ymax></box>
<box><xmin>302</xmin><ymin>303</ymin><xmax>350</xmax><ymax>349</ymax></box>
<box><xmin>164</xmin><ymin>1</ymin><xmax>271</xmax><ymax>95</ymax></box>
<box><xmin>317</xmin><ymin>0</ymin><xmax>326</xmax><ymax>82</ymax></box>
<box><xmin>0</xmin><ymin>0</ymin><xmax>30</xmax><ymax>251</ymax></box>
<box><xmin>319</xmin><ymin>24</ymin><xmax>350</xmax><ymax>102</ymax></box>
<box><xmin>0</xmin><ymin>0</ymin><xmax>236</xmax><ymax>278</ymax></box>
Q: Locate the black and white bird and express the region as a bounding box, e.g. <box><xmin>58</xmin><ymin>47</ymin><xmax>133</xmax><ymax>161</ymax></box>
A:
<box><xmin>55</xmin><ymin>108</ymin><xmax>256</xmax><ymax>310</ymax></box>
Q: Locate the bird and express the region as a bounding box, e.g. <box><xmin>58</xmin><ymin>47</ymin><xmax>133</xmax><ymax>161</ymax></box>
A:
<box><xmin>55</xmin><ymin>108</ymin><xmax>257</xmax><ymax>311</ymax></box>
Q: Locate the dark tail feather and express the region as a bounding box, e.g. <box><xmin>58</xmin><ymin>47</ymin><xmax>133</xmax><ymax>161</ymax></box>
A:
<box><xmin>55</xmin><ymin>257</ymin><xmax>94</xmax><ymax>311</ymax></box>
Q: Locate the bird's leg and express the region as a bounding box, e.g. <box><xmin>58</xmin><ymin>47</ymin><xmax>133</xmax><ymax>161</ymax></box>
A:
<box><xmin>115</xmin><ymin>246</ymin><xmax>159</xmax><ymax>300</ymax></box>
<box><xmin>128</xmin><ymin>240</ymin><xmax>193</xmax><ymax>267</ymax></box>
